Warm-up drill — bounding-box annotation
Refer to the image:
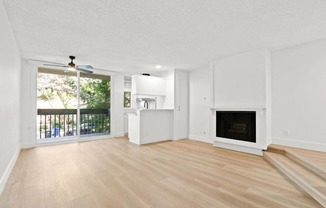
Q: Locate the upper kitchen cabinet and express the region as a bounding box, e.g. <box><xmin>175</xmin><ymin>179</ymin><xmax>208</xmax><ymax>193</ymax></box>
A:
<box><xmin>131</xmin><ymin>75</ymin><xmax>166</xmax><ymax>96</ymax></box>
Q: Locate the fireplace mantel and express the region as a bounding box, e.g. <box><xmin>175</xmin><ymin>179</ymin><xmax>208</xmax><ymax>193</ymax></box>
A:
<box><xmin>210</xmin><ymin>106</ymin><xmax>266</xmax><ymax>110</ymax></box>
<box><xmin>209</xmin><ymin>49</ymin><xmax>272</xmax><ymax>156</ymax></box>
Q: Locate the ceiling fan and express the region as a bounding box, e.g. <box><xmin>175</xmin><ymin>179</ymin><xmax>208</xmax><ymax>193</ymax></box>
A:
<box><xmin>28</xmin><ymin>56</ymin><xmax>119</xmax><ymax>75</ymax></box>
<box><xmin>43</xmin><ymin>56</ymin><xmax>94</xmax><ymax>74</ymax></box>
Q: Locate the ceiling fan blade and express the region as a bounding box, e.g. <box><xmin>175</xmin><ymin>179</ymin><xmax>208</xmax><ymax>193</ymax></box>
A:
<box><xmin>93</xmin><ymin>68</ymin><xmax>119</xmax><ymax>73</ymax></box>
<box><xmin>43</xmin><ymin>64</ymin><xmax>67</xmax><ymax>67</ymax></box>
<box><xmin>76</xmin><ymin>65</ymin><xmax>93</xmax><ymax>74</ymax></box>
<box><xmin>77</xmin><ymin>65</ymin><xmax>94</xmax><ymax>70</ymax></box>
<box><xmin>77</xmin><ymin>68</ymin><xmax>93</xmax><ymax>74</ymax></box>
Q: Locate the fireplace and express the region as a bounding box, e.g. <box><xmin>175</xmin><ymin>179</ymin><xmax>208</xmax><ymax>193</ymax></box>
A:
<box><xmin>216</xmin><ymin>111</ymin><xmax>256</xmax><ymax>143</ymax></box>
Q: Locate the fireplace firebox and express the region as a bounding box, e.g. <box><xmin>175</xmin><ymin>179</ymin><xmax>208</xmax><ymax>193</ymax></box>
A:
<box><xmin>216</xmin><ymin>111</ymin><xmax>256</xmax><ymax>143</ymax></box>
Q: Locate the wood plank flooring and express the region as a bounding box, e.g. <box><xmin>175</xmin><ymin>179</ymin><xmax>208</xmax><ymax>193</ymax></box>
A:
<box><xmin>0</xmin><ymin>137</ymin><xmax>322</xmax><ymax>208</ymax></box>
<box><xmin>265</xmin><ymin>144</ymin><xmax>326</xmax><ymax>207</ymax></box>
<box><xmin>268</xmin><ymin>144</ymin><xmax>326</xmax><ymax>180</ymax></box>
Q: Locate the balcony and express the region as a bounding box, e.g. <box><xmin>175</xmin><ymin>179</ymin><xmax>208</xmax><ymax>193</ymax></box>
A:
<box><xmin>37</xmin><ymin>108</ymin><xmax>110</xmax><ymax>139</ymax></box>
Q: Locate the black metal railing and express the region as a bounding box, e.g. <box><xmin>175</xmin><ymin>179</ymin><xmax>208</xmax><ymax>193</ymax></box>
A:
<box><xmin>37</xmin><ymin>109</ymin><xmax>110</xmax><ymax>139</ymax></box>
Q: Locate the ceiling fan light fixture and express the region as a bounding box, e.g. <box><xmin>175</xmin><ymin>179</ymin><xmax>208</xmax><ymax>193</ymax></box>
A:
<box><xmin>66</xmin><ymin>66</ymin><xmax>76</xmax><ymax>71</ymax></box>
<box><xmin>41</xmin><ymin>55</ymin><xmax>94</xmax><ymax>74</ymax></box>
<box><xmin>68</xmin><ymin>56</ymin><xmax>76</xmax><ymax>68</ymax></box>
<box><xmin>68</xmin><ymin>63</ymin><xmax>75</xmax><ymax>67</ymax></box>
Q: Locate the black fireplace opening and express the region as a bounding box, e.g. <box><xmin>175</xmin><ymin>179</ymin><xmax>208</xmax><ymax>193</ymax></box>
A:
<box><xmin>216</xmin><ymin>111</ymin><xmax>256</xmax><ymax>143</ymax></box>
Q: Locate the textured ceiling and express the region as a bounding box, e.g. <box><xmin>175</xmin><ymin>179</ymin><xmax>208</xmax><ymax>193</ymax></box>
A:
<box><xmin>3</xmin><ymin>0</ymin><xmax>326</xmax><ymax>73</ymax></box>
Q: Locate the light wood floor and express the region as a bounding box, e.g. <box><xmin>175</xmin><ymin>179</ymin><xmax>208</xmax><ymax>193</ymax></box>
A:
<box><xmin>269</xmin><ymin>144</ymin><xmax>326</xmax><ymax>175</ymax></box>
<box><xmin>0</xmin><ymin>137</ymin><xmax>322</xmax><ymax>208</ymax></box>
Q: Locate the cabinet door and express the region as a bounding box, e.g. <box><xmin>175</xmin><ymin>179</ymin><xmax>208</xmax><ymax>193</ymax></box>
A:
<box><xmin>174</xmin><ymin>70</ymin><xmax>188</xmax><ymax>139</ymax></box>
<box><xmin>132</xmin><ymin>75</ymin><xmax>166</xmax><ymax>96</ymax></box>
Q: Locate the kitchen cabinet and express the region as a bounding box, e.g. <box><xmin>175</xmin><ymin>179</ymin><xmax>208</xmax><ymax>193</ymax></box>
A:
<box><xmin>131</xmin><ymin>75</ymin><xmax>166</xmax><ymax>96</ymax></box>
<box><xmin>127</xmin><ymin>70</ymin><xmax>189</xmax><ymax>144</ymax></box>
<box><xmin>128</xmin><ymin>109</ymin><xmax>174</xmax><ymax>144</ymax></box>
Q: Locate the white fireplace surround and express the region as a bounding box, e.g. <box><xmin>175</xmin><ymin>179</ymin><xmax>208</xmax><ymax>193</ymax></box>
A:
<box><xmin>209</xmin><ymin>49</ymin><xmax>272</xmax><ymax>155</ymax></box>
<box><xmin>211</xmin><ymin>107</ymin><xmax>267</xmax><ymax>155</ymax></box>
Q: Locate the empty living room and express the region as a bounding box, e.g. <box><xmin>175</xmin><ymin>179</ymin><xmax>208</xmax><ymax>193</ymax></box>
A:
<box><xmin>0</xmin><ymin>0</ymin><xmax>325</xmax><ymax>207</ymax></box>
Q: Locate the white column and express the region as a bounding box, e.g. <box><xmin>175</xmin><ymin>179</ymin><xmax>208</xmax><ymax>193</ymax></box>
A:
<box><xmin>76</xmin><ymin>71</ymin><xmax>80</xmax><ymax>139</ymax></box>
<box><xmin>110</xmin><ymin>74</ymin><xmax>124</xmax><ymax>137</ymax></box>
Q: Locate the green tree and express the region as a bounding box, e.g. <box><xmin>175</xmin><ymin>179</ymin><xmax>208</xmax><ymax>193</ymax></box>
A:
<box><xmin>38</xmin><ymin>72</ymin><xmax>111</xmax><ymax>136</ymax></box>
<box><xmin>79</xmin><ymin>78</ymin><xmax>111</xmax><ymax>133</ymax></box>
<box><xmin>37</xmin><ymin>73</ymin><xmax>77</xmax><ymax>108</ymax></box>
<box><xmin>80</xmin><ymin>78</ymin><xmax>110</xmax><ymax>109</ymax></box>
<box><xmin>124</xmin><ymin>91</ymin><xmax>131</xmax><ymax>108</ymax></box>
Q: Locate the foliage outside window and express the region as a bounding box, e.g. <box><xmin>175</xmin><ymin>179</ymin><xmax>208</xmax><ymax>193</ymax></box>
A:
<box><xmin>80</xmin><ymin>79</ymin><xmax>110</xmax><ymax>109</ymax></box>
<box><xmin>37</xmin><ymin>70</ymin><xmax>111</xmax><ymax>138</ymax></box>
<box><xmin>124</xmin><ymin>76</ymin><xmax>132</xmax><ymax>108</ymax></box>
<box><xmin>124</xmin><ymin>91</ymin><xmax>131</xmax><ymax>108</ymax></box>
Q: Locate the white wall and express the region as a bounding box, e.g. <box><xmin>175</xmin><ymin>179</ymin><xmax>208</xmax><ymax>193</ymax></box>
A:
<box><xmin>213</xmin><ymin>49</ymin><xmax>268</xmax><ymax>107</ymax></box>
<box><xmin>110</xmin><ymin>74</ymin><xmax>125</xmax><ymax>137</ymax></box>
<box><xmin>20</xmin><ymin>62</ymin><xmax>37</xmax><ymax>148</ymax></box>
<box><xmin>272</xmin><ymin>39</ymin><xmax>326</xmax><ymax>151</ymax></box>
<box><xmin>188</xmin><ymin>67</ymin><xmax>211</xmax><ymax>143</ymax></box>
<box><xmin>0</xmin><ymin>0</ymin><xmax>21</xmax><ymax>195</ymax></box>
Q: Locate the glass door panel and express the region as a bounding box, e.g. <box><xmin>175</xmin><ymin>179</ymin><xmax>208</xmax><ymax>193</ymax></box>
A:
<box><xmin>37</xmin><ymin>69</ymin><xmax>77</xmax><ymax>141</ymax></box>
<box><xmin>79</xmin><ymin>74</ymin><xmax>111</xmax><ymax>137</ymax></box>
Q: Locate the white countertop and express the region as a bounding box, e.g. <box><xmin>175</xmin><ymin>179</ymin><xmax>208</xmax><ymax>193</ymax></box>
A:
<box><xmin>127</xmin><ymin>109</ymin><xmax>173</xmax><ymax>112</ymax></box>
<box><xmin>127</xmin><ymin>109</ymin><xmax>174</xmax><ymax>115</ymax></box>
<box><xmin>137</xmin><ymin>109</ymin><xmax>174</xmax><ymax>111</ymax></box>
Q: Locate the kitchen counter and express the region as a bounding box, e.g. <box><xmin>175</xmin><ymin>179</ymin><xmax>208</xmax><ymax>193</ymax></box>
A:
<box><xmin>137</xmin><ymin>109</ymin><xmax>174</xmax><ymax>111</ymax></box>
<box><xmin>128</xmin><ymin>109</ymin><xmax>174</xmax><ymax>145</ymax></box>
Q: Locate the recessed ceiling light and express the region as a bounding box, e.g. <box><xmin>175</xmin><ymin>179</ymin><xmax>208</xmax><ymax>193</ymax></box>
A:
<box><xmin>155</xmin><ymin>65</ymin><xmax>162</xmax><ymax>69</ymax></box>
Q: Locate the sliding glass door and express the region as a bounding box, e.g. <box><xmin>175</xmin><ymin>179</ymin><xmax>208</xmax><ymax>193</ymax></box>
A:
<box><xmin>36</xmin><ymin>68</ymin><xmax>110</xmax><ymax>143</ymax></box>
<box><xmin>79</xmin><ymin>75</ymin><xmax>111</xmax><ymax>137</ymax></box>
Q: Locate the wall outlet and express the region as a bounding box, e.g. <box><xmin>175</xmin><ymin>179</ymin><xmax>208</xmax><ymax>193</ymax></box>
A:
<box><xmin>282</xmin><ymin>129</ymin><xmax>289</xmax><ymax>137</ymax></box>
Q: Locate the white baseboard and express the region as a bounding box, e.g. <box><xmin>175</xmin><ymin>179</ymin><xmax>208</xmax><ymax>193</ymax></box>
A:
<box><xmin>173</xmin><ymin>137</ymin><xmax>188</xmax><ymax>141</ymax></box>
<box><xmin>21</xmin><ymin>143</ymin><xmax>35</xmax><ymax>149</ymax></box>
<box><xmin>272</xmin><ymin>137</ymin><xmax>326</xmax><ymax>152</ymax></box>
<box><xmin>111</xmin><ymin>132</ymin><xmax>125</xmax><ymax>137</ymax></box>
<box><xmin>22</xmin><ymin>134</ymin><xmax>126</xmax><ymax>149</ymax></box>
<box><xmin>214</xmin><ymin>141</ymin><xmax>263</xmax><ymax>156</ymax></box>
<box><xmin>0</xmin><ymin>145</ymin><xmax>21</xmax><ymax>196</ymax></box>
<box><xmin>188</xmin><ymin>134</ymin><xmax>212</xmax><ymax>144</ymax></box>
